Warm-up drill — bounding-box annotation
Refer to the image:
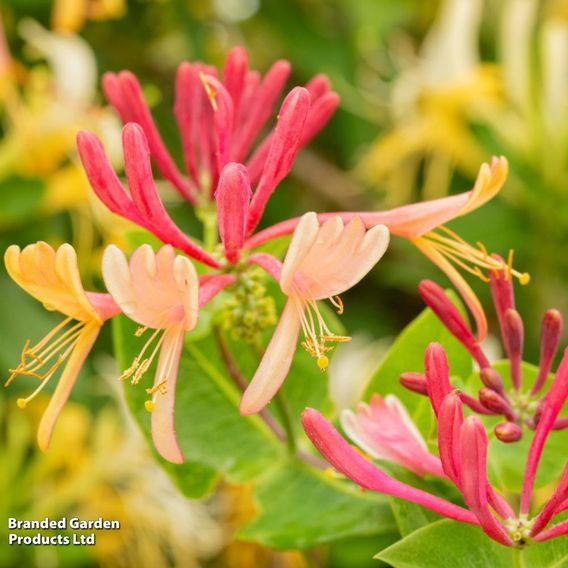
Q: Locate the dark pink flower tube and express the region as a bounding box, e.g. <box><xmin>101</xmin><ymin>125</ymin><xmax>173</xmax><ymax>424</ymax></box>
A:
<box><xmin>532</xmin><ymin>309</ymin><xmax>563</xmax><ymax>395</ymax></box>
<box><xmin>521</xmin><ymin>348</ymin><xmax>568</xmax><ymax>514</ymax></box>
<box><xmin>459</xmin><ymin>416</ymin><xmax>512</xmax><ymax>545</ymax></box>
<box><xmin>301</xmin><ymin>408</ymin><xmax>478</xmax><ymax>524</ymax></box>
<box><xmin>215</xmin><ymin>163</ymin><xmax>252</xmax><ymax>263</ymax></box>
<box><xmin>424</xmin><ymin>342</ymin><xmax>453</xmax><ymax>416</ymax></box>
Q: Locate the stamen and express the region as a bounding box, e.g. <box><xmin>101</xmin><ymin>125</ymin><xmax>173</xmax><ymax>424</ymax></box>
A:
<box><xmin>199</xmin><ymin>72</ymin><xmax>218</xmax><ymax>112</ymax></box>
<box><xmin>421</xmin><ymin>226</ymin><xmax>530</xmax><ymax>285</ymax></box>
<box><xmin>6</xmin><ymin>319</ymin><xmax>85</xmax><ymax>388</ymax></box>
<box><xmin>121</xmin><ymin>328</ymin><xmax>164</xmax><ymax>384</ymax></box>
<box><xmin>135</xmin><ymin>326</ymin><xmax>147</xmax><ymax>337</ymax></box>
<box><xmin>330</xmin><ymin>295</ymin><xmax>344</xmax><ymax>315</ymax></box>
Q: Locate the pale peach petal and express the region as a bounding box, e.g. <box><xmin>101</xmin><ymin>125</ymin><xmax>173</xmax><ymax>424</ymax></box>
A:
<box><xmin>414</xmin><ymin>238</ymin><xmax>488</xmax><ymax>342</ymax></box>
<box><xmin>173</xmin><ymin>256</ymin><xmax>199</xmax><ymax>330</ymax></box>
<box><xmin>240</xmin><ymin>298</ymin><xmax>301</xmax><ymax>415</ymax></box>
<box><xmin>151</xmin><ymin>326</ymin><xmax>185</xmax><ymax>464</ymax></box>
<box><xmin>280</xmin><ymin>212</ymin><xmax>319</xmax><ymax>294</ymax></box>
<box><xmin>37</xmin><ymin>323</ymin><xmax>100</xmax><ymax>451</ymax></box>
<box><xmin>102</xmin><ymin>245</ymin><xmax>135</xmax><ymax>314</ymax></box>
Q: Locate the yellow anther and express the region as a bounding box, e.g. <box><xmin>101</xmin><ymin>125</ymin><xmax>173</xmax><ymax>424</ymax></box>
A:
<box><xmin>16</xmin><ymin>398</ymin><xmax>27</xmax><ymax>409</ymax></box>
<box><xmin>146</xmin><ymin>379</ymin><xmax>168</xmax><ymax>396</ymax></box>
<box><xmin>519</xmin><ymin>273</ymin><xmax>530</xmax><ymax>285</ymax></box>
<box><xmin>199</xmin><ymin>71</ymin><xmax>218</xmax><ymax>111</ymax></box>
<box><xmin>317</xmin><ymin>355</ymin><xmax>329</xmax><ymax>371</ymax></box>
<box><xmin>135</xmin><ymin>326</ymin><xmax>147</xmax><ymax>337</ymax></box>
<box><xmin>144</xmin><ymin>400</ymin><xmax>155</xmax><ymax>412</ymax></box>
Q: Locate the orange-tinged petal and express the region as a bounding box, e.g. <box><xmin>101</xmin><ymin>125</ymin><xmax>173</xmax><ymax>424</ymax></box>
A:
<box><xmin>37</xmin><ymin>322</ymin><xmax>100</xmax><ymax>451</ymax></box>
<box><xmin>458</xmin><ymin>156</ymin><xmax>508</xmax><ymax>217</ymax></box>
<box><xmin>240</xmin><ymin>298</ymin><xmax>301</xmax><ymax>415</ymax></box>
<box><xmin>5</xmin><ymin>243</ymin><xmax>101</xmax><ymax>323</ymax></box>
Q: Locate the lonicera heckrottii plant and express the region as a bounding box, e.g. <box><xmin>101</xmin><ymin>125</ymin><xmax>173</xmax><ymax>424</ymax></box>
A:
<box><xmin>400</xmin><ymin>265</ymin><xmax>563</xmax><ymax>442</ymax></box>
<box><xmin>302</xmin><ymin>342</ymin><xmax>568</xmax><ymax>547</ymax></box>
<box><xmin>4</xmin><ymin>47</ymin><xmax>526</xmax><ymax>468</ymax></box>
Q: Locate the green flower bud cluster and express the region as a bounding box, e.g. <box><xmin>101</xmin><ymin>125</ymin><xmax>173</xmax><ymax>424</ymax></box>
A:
<box><xmin>221</xmin><ymin>268</ymin><xmax>277</xmax><ymax>343</ymax></box>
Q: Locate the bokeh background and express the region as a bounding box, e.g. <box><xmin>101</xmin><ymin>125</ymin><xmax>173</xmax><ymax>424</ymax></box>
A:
<box><xmin>1</xmin><ymin>0</ymin><xmax>566</xmax><ymax>566</ymax></box>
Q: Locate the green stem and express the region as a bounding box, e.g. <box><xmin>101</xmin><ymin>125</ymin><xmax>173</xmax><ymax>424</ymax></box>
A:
<box><xmin>512</xmin><ymin>548</ymin><xmax>524</xmax><ymax>568</ymax></box>
<box><xmin>273</xmin><ymin>390</ymin><xmax>297</xmax><ymax>455</ymax></box>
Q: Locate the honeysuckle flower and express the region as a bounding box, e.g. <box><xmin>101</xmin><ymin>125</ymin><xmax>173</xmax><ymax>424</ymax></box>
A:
<box><xmin>240</xmin><ymin>212</ymin><xmax>389</xmax><ymax>415</ymax></box>
<box><xmin>405</xmin><ymin>272</ymin><xmax>564</xmax><ymax>441</ymax></box>
<box><xmin>303</xmin><ymin>343</ymin><xmax>568</xmax><ymax>547</ymax></box>
<box><xmin>102</xmin><ymin>245</ymin><xmax>200</xmax><ymax>464</ymax></box>
<box><xmin>94</xmin><ymin>46</ymin><xmax>338</xmax><ymax>209</ymax></box>
<box><xmin>4</xmin><ymin>242</ymin><xmax>120</xmax><ymax>451</ymax></box>
<box><xmin>245</xmin><ymin>156</ymin><xmax>529</xmax><ymax>342</ymax></box>
<box><xmin>340</xmin><ymin>394</ymin><xmax>445</xmax><ymax>477</ymax></box>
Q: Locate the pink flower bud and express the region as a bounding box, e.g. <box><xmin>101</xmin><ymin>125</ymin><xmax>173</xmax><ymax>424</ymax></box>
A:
<box><xmin>489</xmin><ymin>262</ymin><xmax>515</xmax><ymax>341</ymax></box>
<box><xmin>504</xmin><ymin>309</ymin><xmax>524</xmax><ymax>390</ymax></box>
<box><xmin>400</xmin><ymin>372</ymin><xmax>428</xmax><ymax>395</ymax></box>
<box><xmin>478</xmin><ymin>388</ymin><xmax>515</xmax><ymax>421</ymax></box>
<box><xmin>480</xmin><ymin>367</ymin><xmax>505</xmax><ymax>394</ymax></box>
<box><xmin>424</xmin><ymin>342</ymin><xmax>452</xmax><ymax>416</ymax></box>
<box><xmin>532</xmin><ymin>309</ymin><xmax>563</xmax><ymax>395</ymax></box>
<box><xmin>494</xmin><ymin>422</ymin><xmax>523</xmax><ymax>443</ymax></box>
<box><xmin>418</xmin><ymin>280</ymin><xmax>490</xmax><ymax>368</ymax></box>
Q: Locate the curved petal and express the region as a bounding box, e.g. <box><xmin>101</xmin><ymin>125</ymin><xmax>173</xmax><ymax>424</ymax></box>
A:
<box><xmin>151</xmin><ymin>326</ymin><xmax>185</xmax><ymax>464</ymax></box>
<box><xmin>37</xmin><ymin>323</ymin><xmax>100</xmax><ymax>451</ymax></box>
<box><xmin>240</xmin><ymin>298</ymin><xmax>301</xmax><ymax>415</ymax></box>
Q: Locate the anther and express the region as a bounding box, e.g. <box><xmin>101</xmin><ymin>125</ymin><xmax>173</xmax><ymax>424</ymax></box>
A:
<box><xmin>317</xmin><ymin>355</ymin><xmax>329</xmax><ymax>371</ymax></box>
<box><xmin>144</xmin><ymin>400</ymin><xmax>155</xmax><ymax>412</ymax></box>
<box><xmin>16</xmin><ymin>398</ymin><xmax>27</xmax><ymax>409</ymax></box>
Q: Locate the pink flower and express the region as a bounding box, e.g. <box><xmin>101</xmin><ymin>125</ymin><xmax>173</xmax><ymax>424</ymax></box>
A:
<box><xmin>340</xmin><ymin>394</ymin><xmax>445</xmax><ymax>477</ymax></box>
<box><xmin>240</xmin><ymin>212</ymin><xmax>389</xmax><ymax>415</ymax></box>
<box><xmin>4</xmin><ymin>242</ymin><xmax>120</xmax><ymax>451</ymax></box>
<box><xmin>303</xmin><ymin>344</ymin><xmax>568</xmax><ymax>547</ymax></box>
<box><xmin>102</xmin><ymin>244</ymin><xmax>204</xmax><ymax>464</ymax></box>
<box><xmin>100</xmin><ymin>48</ymin><xmax>338</xmax><ymax>201</ymax></box>
<box><xmin>246</xmin><ymin>157</ymin><xmax>529</xmax><ymax>342</ymax></box>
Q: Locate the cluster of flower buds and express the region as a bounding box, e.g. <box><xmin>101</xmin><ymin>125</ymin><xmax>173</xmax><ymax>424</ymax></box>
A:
<box><xmin>303</xmin><ymin>342</ymin><xmax>568</xmax><ymax>547</ymax></box>
<box><xmin>401</xmin><ymin>268</ymin><xmax>563</xmax><ymax>442</ymax></box>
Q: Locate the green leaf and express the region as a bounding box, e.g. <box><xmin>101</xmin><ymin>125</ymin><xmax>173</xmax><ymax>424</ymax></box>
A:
<box><xmin>238</xmin><ymin>459</ymin><xmax>395</xmax><ymax>549</ymax></box>
<box><xmin>0</xmin><ymin>176</ymin><xmax>43</xmax><ymax>228</ymax></box>
<box><xmin>522</xmin><ymin>530</ymin><xmax>568</xmax><ymax>567</ymax></box>
<box><xmin>376</xmin><ymin>520</ymin><xmax>512</xmax><ymax>568</ymax></box>
<box><xmin>364</xmin><ymin>291</ymin><xmax>472</xmax><ymax>433</ymax></box>
<box><xmin>389</xmin><ymin>497</ymin><xmax>439</xmax><ymax>537</ymax></box>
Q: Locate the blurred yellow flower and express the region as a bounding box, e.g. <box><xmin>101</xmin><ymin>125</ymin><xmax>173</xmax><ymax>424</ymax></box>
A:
<box><xmin>52</xmin><ymin>0</ymin><xmax>126</xmax><ymax>33</ymax></box>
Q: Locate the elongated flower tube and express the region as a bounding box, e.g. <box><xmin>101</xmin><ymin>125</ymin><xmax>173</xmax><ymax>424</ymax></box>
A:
<box><xmin>246</xmin><ymin>157</ymin><xmax>529</xmax><ymax>342</ymax></box>
<box><xmin>77</xmin><ymin>124</ymin><xmax>220</xmax><ymax>268</ymax></box>
<box><xmin>240</xmin><ymin>213</ymin><xmax>390</xmax><ymax>415</ymax></box>
<box><xmin>4</xmin><ymin>242</ymin><xmax>120</xmax><ymax>451</ymax></box>
<box><xmin>102</xmin><ymin>244</ymin><xmax>207</xmax><ymax>464</ymax></box>
<box><xmin>102</xmin><ymin>47</ymin><xmax>338</xmax><ymax>202</ymax></box>
<box><xmin>340</xmin><ymin>394</ymin><xmax>445</xmax><ymax>477</ymax></box>
<box><xmin>303</xmin><ymin>375</ymin><xmax>568</xmax><ymax>548</ymax></box>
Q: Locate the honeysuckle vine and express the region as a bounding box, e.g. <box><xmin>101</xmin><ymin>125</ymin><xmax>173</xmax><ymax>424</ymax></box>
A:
<box><xmin>3</xmin><ymin>46</ymin><xmax>532</xmax><ymax>478</ymax></box>
<box><xmin>302</xmin><ymin>342</ymin><xmax>568</xmax><ymax>547</ymax></box>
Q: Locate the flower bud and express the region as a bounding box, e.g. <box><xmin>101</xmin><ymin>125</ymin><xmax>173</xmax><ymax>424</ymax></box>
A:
<box><xmin>480</xmin><ymin>367</ymin><xmax>505</xmax><ymax>394</ymax></box>
<box><xmin>504</xmin><ymin>309</ymin><xmax>524</xmax><ymax>390</ymax></box>
<box><xmin>400</xmin><ymin>372</ymin><xmax>428</xmax><ymax>396</ymax></box>
<box><xmin>418</xmin><ymin>280</ymin><xmax>490</xmax><ymax>368</ymax></box>
<box><xmin>495</xmin><ymin>422</ymin><xmax>522</xmax><ymax>443</ymax></box>
<box><xmin>479</xmin><ymin>388</ymin><xmax>515</xmax><ymax>421</ymax></box>
<box><xmin>532</xmin><ymin>309</ymin><xmax>563</xmax><ymax>395</ymax></box>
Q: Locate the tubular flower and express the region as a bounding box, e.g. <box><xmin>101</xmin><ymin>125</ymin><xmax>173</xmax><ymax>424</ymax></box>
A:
<box><xmin>402</xmin><ymin>272</ymin><xmax>564</xmax><ymax>441</ymax></box>
<box><xmin>101</xmin><ymin>244</ymin><xmax>220</xmax><ymax>464</ymax></box>
<box><xmin>303</xmin><ymin>344</ymin><xmax>568</xmax><ymax>547</ymax></box>
<box><xmin>240</xmin><ymin>212</ymin><xmax>389</xmax><ymax>415</ymax></box>
<box><xmin>79</xmin><ymin>47</ymin><xmax>339</xmax><ymax>217</ymax></box>
<box><xmin>340</xmin><ymin>394</ymin><xmax>445</xmax><ymax>477</ymax></box>
<box><xmin>4</xmin><ymin>242</ymin><xmax>120</xmax><ymax>451</ymax></box>
<box><xmin>245</xmin><ymin>157</ymin><xmax>529</xmax><ymax>342</ymax></box>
